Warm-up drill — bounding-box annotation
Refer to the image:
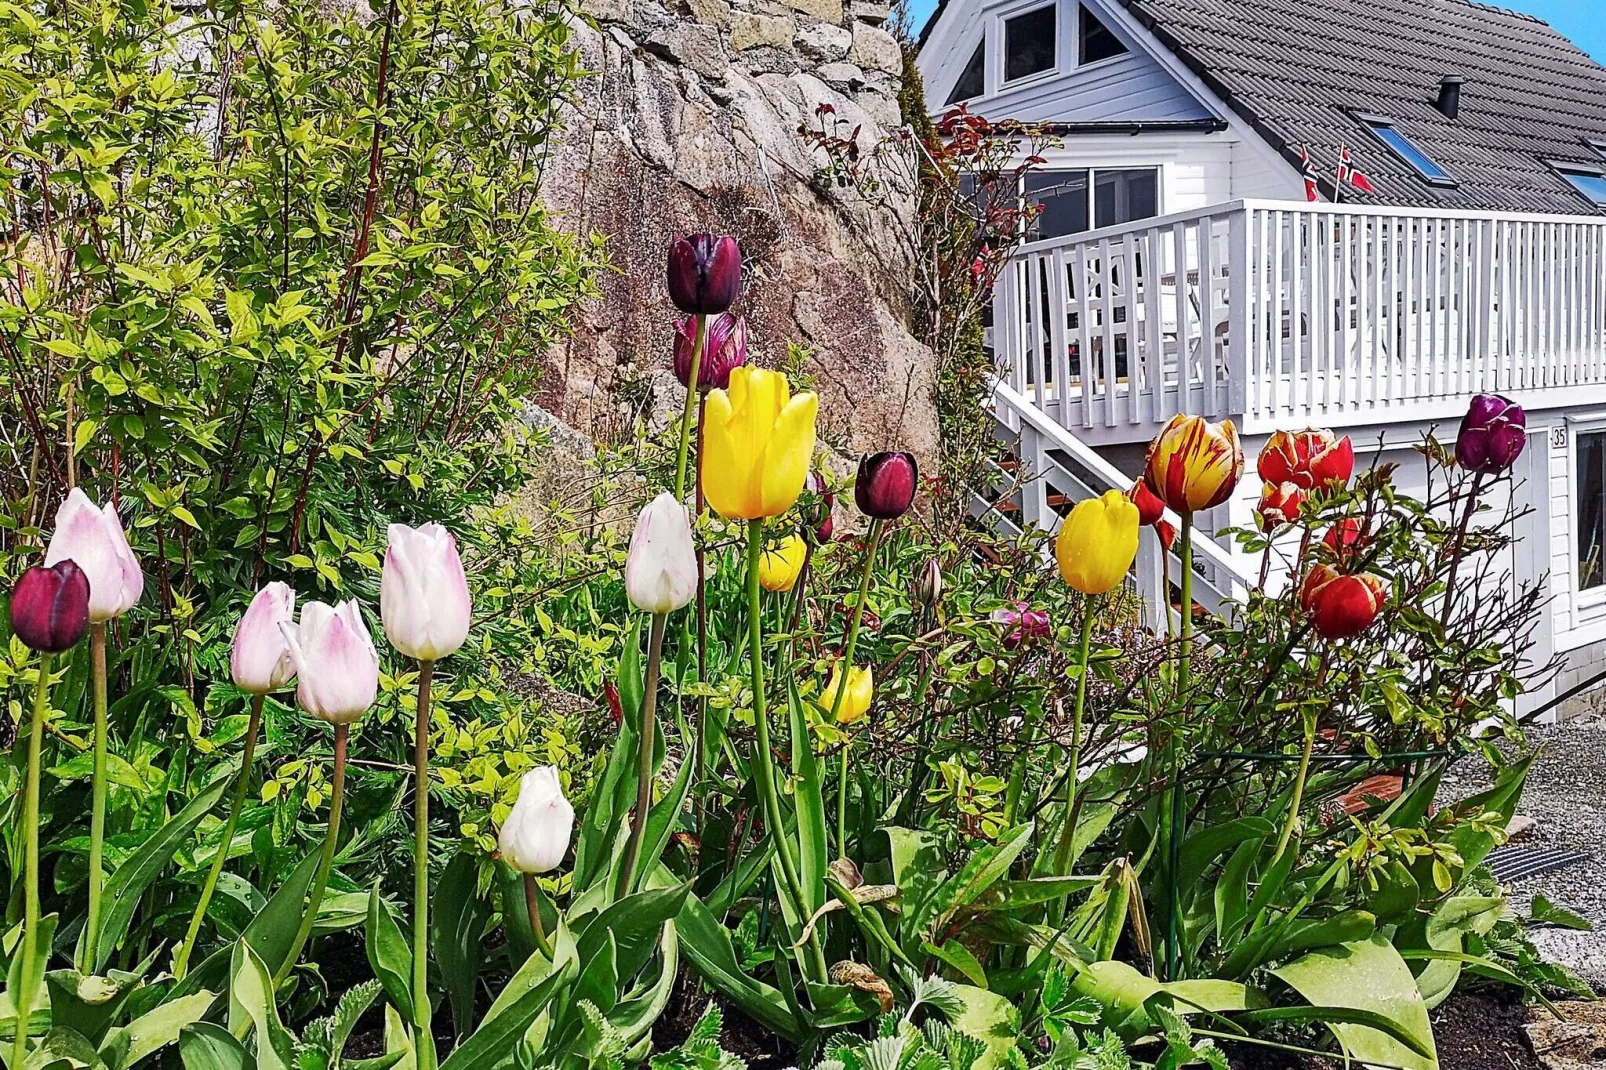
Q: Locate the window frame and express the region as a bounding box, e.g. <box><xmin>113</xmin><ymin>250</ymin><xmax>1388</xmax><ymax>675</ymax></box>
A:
<box><xmin>997</xmin><ymin>1</ymin><xmax>1059</xmax><ymax>88</ymax></box>
<box><xmin>1573</xmin><ymin>419</ymin><xmax>1606</xmax><ymax>609</ymax></box>
<box><xmin>1548</xmin><ymin>159</ymin><xmax>1606</xmax><ymax>209</ymax></box>
<box><xmin>1019</xmin><ymin>164</ymin><xmax>1163</xmax><ymax>243</ymax></box>
<box><xmin>1354</xmin><ymin>113</ymin><xmax>1458</xmax><ymax>187</ymax></box>
<box><xmin>1075</xmin><ymin>1</ymin><xmax>1128</xmax><ymax>69</ymax></box>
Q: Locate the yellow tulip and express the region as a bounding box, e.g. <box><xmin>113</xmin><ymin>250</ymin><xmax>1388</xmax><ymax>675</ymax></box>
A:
<box><xmin>703</xmin><ymin>366</ymin><xmax>819</xmax><ymax>521</ymax></box>
<box><xmin>822</xmin><ymin>662</ymin><xmax>873</xmax><ymax>725</ymax></box>
<box><xmin>759</xmin><ymin>534</ymin><xmax>808</xmax><ymax>592</ymax></box>
<box><xmin>1143</xmin><ymin>414</ymin><xmax>1244</xmax><ymax>514</ymax></box>
<box><xmin>1056</xmin><ymin>490</ymin><xmax>1140</xmax><ymax>595</ymax></box>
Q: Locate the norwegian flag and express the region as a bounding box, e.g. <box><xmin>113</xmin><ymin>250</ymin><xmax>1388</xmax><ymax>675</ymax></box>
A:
<box><xmin>1300</xmin><ymin>144</ymin><xmax>1321</xmax><ymax>202</ymax></box>
<box><xmin>1337</xmin><ymin>145</ymin><xmax>1378</xmax><ymax>196</ymax></box>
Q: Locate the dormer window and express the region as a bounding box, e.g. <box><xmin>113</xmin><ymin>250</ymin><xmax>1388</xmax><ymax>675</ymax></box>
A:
<box><xmin>946</xmin><ymin>39</ymin><xmax>986</xmax><ymax>104</ymax></box>
<box><xmin>1003</xmin><ymin>5</ymin><xmax>1056</xmax><ymax>83</ymax></box>
<box><xmin>1359</xmin><ymin>115</ymin><xmax>1456</xmax><ymax>186</ymax></box>
<box><xmin>1079</xmin><ymin>5</ymin><xmax>1126</xmax><ymax>64</ymax></box>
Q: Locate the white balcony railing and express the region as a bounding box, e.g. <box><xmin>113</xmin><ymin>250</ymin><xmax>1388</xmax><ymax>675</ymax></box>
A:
<box><xmin>992</xmin><ymin>199</ymin><xmax>1606</xmax><ymax>439</ymax></box>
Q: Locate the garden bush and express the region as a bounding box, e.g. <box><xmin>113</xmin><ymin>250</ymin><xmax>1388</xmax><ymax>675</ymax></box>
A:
<box><xmin>0</xmin><ymin>2</ymin><xmax>1582</xmax><ymax>1070</ymax></box>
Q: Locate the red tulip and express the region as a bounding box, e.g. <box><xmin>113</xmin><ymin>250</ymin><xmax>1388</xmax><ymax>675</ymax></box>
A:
<box><xmin>1257</xmin><ymin>482</ymin><xmax>1306</xmax><ymax>532</ymax></box>
<box><xmin>1155</xmin><ymin>520</ymin><xmax>1177</xmax><ymax>552</ymax></box>
<box><xmin>1322</xmin><ymin>517</ymin><xmax>1367</xmax><ymax>563</ymax></box>
<box><xmin>673</xmin><ymin>313</ymin><xmax>747</xmax><ymax>392</ymax></box>
<box><xmin>10</xmin><ymin>561</ymin><xmax>91</xmax><ymax>654</ymax></box>
<box><xmin>1257</xmin><ymin>429</ymin><xmax>1354</xmax><ymax>490</ymax></box>
<box><xmin>855</xmin><ymin>452</ymin><xmax>918</xmax><ymax>520</ymax></box>
<box><xmin>667</xmin><ymin>234</ymin><xmax>742</xmax><ymax>315</ymax></box>
<box><xmin>1127</xmin><ymin>481</ymin><xmax>1164</xmax><ymax>527</ymax></box>
<box><xmin>1299</xmin><ymin>565</ymin><xmax>1386</xmax><ymax>640</ymax></box>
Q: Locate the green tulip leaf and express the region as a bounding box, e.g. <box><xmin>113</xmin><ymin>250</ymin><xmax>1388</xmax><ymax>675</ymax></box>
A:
<box><xmin>178</xmin><ymin>1023</ymin><xmax>250</xmax><ymax>1070</ymax></box>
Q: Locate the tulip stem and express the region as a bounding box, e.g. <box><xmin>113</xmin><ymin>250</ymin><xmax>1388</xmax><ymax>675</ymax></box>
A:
<box><xmin>1272</xmin><ymin>710</ymin><xmax>1317</xmax><ymax>865</ymax></box>
<box><xmin>619</xmin><ymin>612</ymin><xmax>667</xmax><ymax>898</ymax></box>
<box><xmin>174</xmin><ymin>692</ymin><xmax>264</xmax><ymax>979</ymax></box>
<box><xmin>693</xmin><ymin>392</ymin><xmax>710</xmax><ymax>856</ymax></box>
<box><xmin>1439</xmin><ymin>471</ymin><xmax>1484</xmax><ymax>628</ymax></box>
<box><xmin>1049</xmin><ymin>607</ymin><xmax>1097</xmax><ymax>890</ymax></box>
<box><xmin>745</xmin><ymin>521</ymin><xmax>824</xmax><ymax>981</ymax></box>
<box><xmin>828</xmin><ymin>518</ymin><xmax>883</xmax><ymax>860</ymax></box>
<box><xmin>413</xmin><ymin>660</ymin><xmax>435</xmax><ymax>1067</ymax></box>
<box><xmin>15</xmin><ymin>653</ymin><xmax>52</xmax><ymax>1070</ymax></box>
<box><xmin>273</xmin><ymin>722</ymin><xmax>348</xmax><ymax>988</ymax></box>
<box><xmin>522</xmin><ymin>874</ymin><xmax>555</xmax><ymax>960</ymax></box>
<box><xmin>672</xmin><ymin>314</ymin><xmax>707</xmax><ymax>501</ymax></box>
<box><xmin>1177</xmin><ymin>514</ymin><xmax>1194</xmax><ymax>692</ymax></box>
<box><xmin>84</xmin><ymin>621</ymin><xmax>108</xmax><ymax>974</ymax></box>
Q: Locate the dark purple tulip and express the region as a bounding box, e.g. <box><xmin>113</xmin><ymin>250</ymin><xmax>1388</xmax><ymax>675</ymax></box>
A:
<box><xmin>855</xmin><ymin>452</ymin><xmax>918</xmax><ymax>520</ymax></box>
<box><xmin>673</xmin><ymin>313</ymin><xmax>747</xmax><ymax>392</ymax></box>
<box><xmin>667</xmin><ymin>234</ymin><xmax>742</xmax><ymax>315</ymax></box>
<box><xmin>1455</xmin><ymin>393</ymin><xmax>1527</xmax><ymax>474</ymax></box>
<box><xmin>802</xmin><ymin>471</ymin><xmax>835</xmax><ymax>544</ymax></box>
<box><xmin>10</xmin><ymin>561</ymin><xmax>91</xmax><ymax>654</ymax></box>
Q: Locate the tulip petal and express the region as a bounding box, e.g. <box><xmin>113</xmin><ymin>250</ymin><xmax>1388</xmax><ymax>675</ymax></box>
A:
<box><xmin>702</xmin><ymin>387</ymin><xmax>753</xmax><ymax>520</ymax></box>
<box><xmin>760</xmin><ymin>392</ymin><xmax>818</xmax><ymax>517</ymax></box>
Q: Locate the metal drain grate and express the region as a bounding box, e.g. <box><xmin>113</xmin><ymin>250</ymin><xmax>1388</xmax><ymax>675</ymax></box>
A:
<box><xmin>1486</xmin><ymin>845</ymin><xmax>1589</xmax><ymax>882</ymax></box>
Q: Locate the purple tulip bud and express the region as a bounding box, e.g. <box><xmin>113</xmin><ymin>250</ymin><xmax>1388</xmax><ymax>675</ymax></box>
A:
<box><xmin>673</xmin><ymin>313</ymin><xmax>748</xmax><ymax>392</ymax></box>
<box><xmin>913</xmin><ymin>560</ymin><xmax>943</xmax><ymax>607</ymax></box>
<box><xmin>1455</xmin><ymin>393</ymin><xmax>1527</xmax><ymax>474</ymax></box>
<box><xmin>992</xmin><ymin>602</ymin><xmax>1049</xmax><ymax>650</ymax></box>
<box><xmin>10</xmin><ymin>561</ymin><xmax>91</xmax><ymax>654</ymax></box>
<box><xmin>801</xmin><ymin>471</ymin><xmax>835</xmax><ymax>544</ymax></box>
<box><xmin>667</xmin><ymin>234</ymin><xmax>742</xmax><ymax>315</ymax></box>
<box><xmin>855</xmin><ymin>452</ymin><xmax>918</xmax><ymax>520</ymax></box>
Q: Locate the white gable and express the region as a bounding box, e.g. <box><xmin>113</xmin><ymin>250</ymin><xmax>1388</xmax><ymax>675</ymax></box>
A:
<box><xmin>917</xmin><ymin>0</ymin><xmax>1216</xmax><ymax>124</ymax></box>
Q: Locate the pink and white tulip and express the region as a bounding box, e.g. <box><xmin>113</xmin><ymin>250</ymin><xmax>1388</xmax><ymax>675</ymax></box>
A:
<box><xmin>498</xmin><ymin>766</ymin><xmax>574</xmax><ymax>875</ymax></box>
<box><xmin>279</xmin><ymin>600</ymin><xmax>378</xmax><ymax>725</ymax></box>
<box><xmin>624</xmin><ymin>493</ymin><xmax>697</xmax><ymax>615</ymax></box>
<box><xmin>381</xmin><ymin>523</ymin><xmax>472</xmax><ymax>662</ymax></box>
<box><xmin>232</xmin><ymin>583</ymin><xmax>297</xmax><ymax>694</ymax></box>
<box><xmin>44</xmin><ymin>488</ymin><xmax>143</xmax><ymax>622</ymax></box>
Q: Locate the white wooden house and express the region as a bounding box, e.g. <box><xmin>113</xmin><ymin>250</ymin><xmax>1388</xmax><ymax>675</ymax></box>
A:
<box><xmin>916</xmin><ymin>0</ymin><xmax>1606</xmax><ymax>716</ymax></box>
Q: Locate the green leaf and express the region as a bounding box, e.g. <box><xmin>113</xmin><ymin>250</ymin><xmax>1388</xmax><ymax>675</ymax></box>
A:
<box><xmin>1269</xmin><ymin>935</ymin><xmax>1438</xmax><ymax>1069</ymax></box>
<box><xmin>925</xmin><ymin>940</ymin><xmax>988</xmax><ymax>988</ymax></box>
<box><xmin>45</xmin><ymin>969</ymin><xmax>141</xmax><ymax>1047</ymax></box>
<box><xmin>100</xmin><ymin>991</ymin><xmax>215</xmax><ymax>1070</ymax></box>
<box><xmin>86</xmin><ymin>776</ymin><xmax>229</xmax><ymax>972</ymax></box>
<box><xmin>365</xmin><ymin>883</ymin><xmax>415</xmax><ymax>1023</ymax></box>
<box><xmin>170</xmin><ymin>848</ymin><xmax>322</xmax><ymax>1000</ymax></box>
<box><xmin>785</xmin><ymin>682</ymin><xmax>828</xmax><ymax>918</ymax></box>
<box><xmin>7</xmin><ymin>913</ymin><xmax>58</xmax><ymax>1033</ymax></box>
<box><xmin>674</xmin><ymin>894</ymin><xmax>799</xmax><ymax>1042</ymax></box>
<box><xmin>1531</xmin><ymin>894</ymin><xmax>1593</xmax><ymax>931</ymax></box>
<box><xmin>1177</xmin><ymin>818</ymin><xmax>1276</xmax><ymax>895</ymax></box>
<box><xmin>178</xmin><ymin>1023</ymin><xmax>249</xmax><ymax>1070</ymax></box>
<box><xmin>226</xmin><ymin>944</ymin><xmax>296</xmax><ymax>1070</ymax></box>
<box><xmin>919</xmin><ymin>823</ymin><xmax>1034</xmax><ymax>939</ymax></box>
<box><xmin>436</xmin><ymin>956</ymin><xmax>577</xmax><ymax>1070</ymax></box>
<box><xmin>575</xmin><ymin>882</ymin><xmax>689</xmax><ymax>985</ymax></box>
<box><xmin>432</xmin><ymin>855</ymin><xmax>492</xmax><ymax>1038</ymax></box>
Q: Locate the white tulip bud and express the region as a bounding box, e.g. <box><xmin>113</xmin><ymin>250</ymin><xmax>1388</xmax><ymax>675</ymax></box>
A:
<box><xmin>499</xmin><ymin>767</ymin><xmax>574</xmax><ymax>875</ymax></box>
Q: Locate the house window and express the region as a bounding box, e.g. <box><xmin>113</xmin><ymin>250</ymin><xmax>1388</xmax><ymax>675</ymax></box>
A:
<box><xmin>1023</xmin><ymin>167</ymin><xmax>1158</xmax><ymax>241</ymax></box>
<box><xmin>1559</xmin><ymin>166</ymin><xmax>1606</xmax><ymax>208</ymax></box>
<box><xmin>946</xmin><ymin>39</ymin><xmax>986</xmax><ymax>104</ymax></box>
<box><xmin>1079</xmin><ymin>5</ymin><xmax>1126</xmax><ymax>64</ymax></box>
<box><xmin>1580</xmin><ymin>431</ymin><xmax>1606</xmax><ymax>592</ymax></box>
<box><xmin>1360</xmin><ymin>117</ymin><xmax>1454</xmax><ymax>184</ymax></box>
<box><xmin>1003</xmin><ymin>5</ymin><xmax>1056</xmax><ymax>83</ymax></box>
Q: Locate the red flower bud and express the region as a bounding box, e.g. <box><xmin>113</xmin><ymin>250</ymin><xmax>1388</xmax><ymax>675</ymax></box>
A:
<box><xmin>855</xmin><ymin>452</ymin><xmax>918</xmax><ymax>520</ymax></box>
<box><xmin>673</xmin><ymin>313</ymin><xmax>747</xmax><ymax>392</ymax></box>
<box><xmin>1257</xmin><ymin>482</ymin><xmax>1306</xmax><ymax>532</ymax></box>
<box><xmin>1322</xmin><ymin>517</ymin><xmax>1367</xmax><ymax>564</ymax></box>
<box><xmin>1155</xmin><ymin>519</ymin><xmax>1177</xmax><ymax>552</ymax></box>
<box><xmin>1299</xmin><ymin>565</ymin><xmax>1386</xmax><ymax>641</ymax></box>
<box><xmin>1127</xmin><ymin>481</ymin><xmax>1164</xmax><ymax>527</ymax></box>
<box><xmin>10</xmin><ymin>561</ymin><xmax>91</xmax><ymax>653</ymax></box>
<box><xmin>667</xmin><ymin>234</ymin><xmax>742</xmax><ymax>315</ymax></box>
<box><xmin>802</xmin><ymin>471</ymin><xmax>835</xmax><ymax>544</ymax></box>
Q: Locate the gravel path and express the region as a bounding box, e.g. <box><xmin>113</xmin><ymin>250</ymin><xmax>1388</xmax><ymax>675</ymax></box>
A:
<box><xmin>1445</xmin><ymin>712</ymin><xmax>1606</xmax><ymax>990</ymax></box>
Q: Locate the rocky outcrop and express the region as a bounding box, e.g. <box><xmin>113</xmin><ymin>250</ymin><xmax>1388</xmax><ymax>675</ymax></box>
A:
<box><xmin>536</xmin><ymin>0</ymin><xmax>939</xmax><ymax>478</ymax></box>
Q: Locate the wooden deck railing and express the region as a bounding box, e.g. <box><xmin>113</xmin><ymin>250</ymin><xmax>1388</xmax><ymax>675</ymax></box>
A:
<box><xmin>992</xmin><ymin>199</ymin><xmax>1606</xmax><ymax>439</ymax></box>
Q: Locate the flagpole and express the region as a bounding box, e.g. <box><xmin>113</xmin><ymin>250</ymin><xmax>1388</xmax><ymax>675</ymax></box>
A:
<box><xmin>1333</xmin><ymin>141</ymin><xmax>1345</xmax><ymax>205</ymax></box>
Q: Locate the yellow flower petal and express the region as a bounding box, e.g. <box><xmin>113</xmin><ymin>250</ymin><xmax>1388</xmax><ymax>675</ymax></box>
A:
<box><xmin>1056</xmin><ymin>489</ymin><xmax>1140</xmax><ymax>595</ymax></box>
<box><xmin>760</xmin><ymin>392</ymin><xmax>818</xmax><ymax>517</ymax></box>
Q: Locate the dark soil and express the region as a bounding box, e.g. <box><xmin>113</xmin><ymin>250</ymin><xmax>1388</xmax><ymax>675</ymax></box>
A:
<box><xmin>1220</xmin><ymin>990</ymin><xmax>1542</xmax><ymax>1070</ymax></box>
<box><xmin>653</xmin><ymin>971</ymin><xmax>798</xmax><ymax>1070</ymax></box>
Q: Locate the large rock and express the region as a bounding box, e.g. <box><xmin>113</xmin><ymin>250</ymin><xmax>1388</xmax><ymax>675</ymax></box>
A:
<box><xmin>537</xmin><ymin>6</ymin><xmax>939</xmax><ymax>477</ymax></box>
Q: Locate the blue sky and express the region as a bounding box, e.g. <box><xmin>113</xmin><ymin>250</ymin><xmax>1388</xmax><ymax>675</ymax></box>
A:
<box><xmin>906</xmin><ymin>0</ymin><xmax>1606</xmax><ymax>63</ymax></box>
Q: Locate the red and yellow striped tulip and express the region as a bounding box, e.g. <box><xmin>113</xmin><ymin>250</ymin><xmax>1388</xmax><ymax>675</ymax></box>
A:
<box><xmin>1143</xmin><ymin>414</ymin><xmax>1244</xmax><ymax>514</ymax></box>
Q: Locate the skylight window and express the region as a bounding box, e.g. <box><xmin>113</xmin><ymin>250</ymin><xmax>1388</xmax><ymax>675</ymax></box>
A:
<box><xmin>946</xmin><ymin>39</ymin><xmax>985</xmax><ymax>104</ymax></box>
<box><xmin>1559</xmin><ymin>166</ymin><xmax>1606</xmax><ymax>207</ymax></box>
<box><xmin>1360</xmin><ymin>116</ymin><xmax>1456</xmax><ymax>185</ymax></box>
<box><xmin>1003</xmin><ymin>5</ymin><xmax>1056</xmax><ymax>83</ymax></box>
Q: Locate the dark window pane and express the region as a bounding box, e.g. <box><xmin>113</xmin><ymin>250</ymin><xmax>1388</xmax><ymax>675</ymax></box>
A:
<box><xmin>1094</xmin><ymin>169</ymin><xmax>1158</xmax><ymax>228</ymax></box>
<box><xmin>1024</xmin><ymin>170</ymin><xmax>1089</xmax><ymax>241</ymax></box>
<box><xmin>947</xmin><ymin>40</ymin><xmax>986</xmax><ymax>104</ymax></box>
<box><xmin>1581</xmin><ymin>432</ymin><xmax>1606</xmax><ymax>591</ymax></box>
<box><xmin>1079</xmin><ymin>5</ymin><xmax>1126</xmax><ymax>64</ymax></box>
<box><xmin>1004</xmin><ymin>6</ymin><xmax>1056</xmax><ymax>82</ymax></box>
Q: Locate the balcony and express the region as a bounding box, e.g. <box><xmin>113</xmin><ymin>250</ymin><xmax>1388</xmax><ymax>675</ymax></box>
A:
<box><xmin>992</xmin><ymin>199</ymin><xmax>1606</xmax><ymax>445</ymax></box>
